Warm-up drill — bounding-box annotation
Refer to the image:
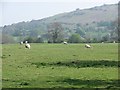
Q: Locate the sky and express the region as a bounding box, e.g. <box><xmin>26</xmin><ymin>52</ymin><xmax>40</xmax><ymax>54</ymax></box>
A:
<box><xmin>0</xmin><ymin>0</ymin><xmax>119</xmax><ymax>26</ymax></box>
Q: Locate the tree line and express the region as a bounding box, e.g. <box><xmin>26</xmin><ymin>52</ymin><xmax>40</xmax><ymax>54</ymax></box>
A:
<box><xmin>1</xmin><ymin>20</ymin><xmax>119</xmax><ymax>44</ymax></box>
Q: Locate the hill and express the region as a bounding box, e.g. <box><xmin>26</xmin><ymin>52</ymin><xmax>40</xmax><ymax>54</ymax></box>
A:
<box><xmin>1</xmin><ymin>4</ymin><xmax>118</xmax><ymax>43</ymax></box>
<box><xmin>40</xmin><ymin>4</ymin><xmax>117</xmax><ymax>24</ymax></box>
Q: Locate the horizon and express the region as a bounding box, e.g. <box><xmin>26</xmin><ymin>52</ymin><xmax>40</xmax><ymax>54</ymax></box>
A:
<box><xmin>0</xmin><ymin>0</ymin><xmax>119</xmax><ymax>27</ymax></box>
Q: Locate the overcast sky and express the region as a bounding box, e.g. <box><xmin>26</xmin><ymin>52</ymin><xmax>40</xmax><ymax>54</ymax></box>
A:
<box><xmin>0</xmin><ymin>0</ymin><xmax>119</xmax><ymax>26</ymax></box>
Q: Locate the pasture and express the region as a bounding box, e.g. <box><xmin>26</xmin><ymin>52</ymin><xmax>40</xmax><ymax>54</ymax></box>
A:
<box><xmin>2</xmin><ymin>43</ymin><xmax>119</xmax><ymax>88</ymax></box>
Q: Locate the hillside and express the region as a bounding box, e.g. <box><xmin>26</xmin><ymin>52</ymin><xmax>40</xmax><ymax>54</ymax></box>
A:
<box><xmin>1</xmin><ymin>4</ymin><xmax>118</xmax><ymax>43</ymax></box>
<box><xmin>40</xmin><ymin>4</ymin><xmax>117</xmax><ymax>24</ymax></box>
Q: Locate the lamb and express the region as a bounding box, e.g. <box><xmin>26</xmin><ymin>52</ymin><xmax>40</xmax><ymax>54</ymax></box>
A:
<box><xmin>25</xmin><ymin>41</ymin><xmax>28</xmax><ymax>44</ymax></box>
<box><xmin>113</xmin><ymin>41</ymin><xmax>116</xmax><ymax>43</ymax></box>
<box><xmin>25</xmin><ymin>43</ymin><xmax>31</xmax><ymax>49</ymax></box>
<box><xmin>20</xmin><ymin>41</ymin><xmax>23</xmax><ymax>45</ymax></box>
<box><xmin>85</xmin><ymin>44</ymin><xmax>91</xmax><ymax>48</ymax></box>
<box><xmin>25</xmin><ymin>41</ymin><xmax>30</xmax><ymax>49</ymax></box>
<box><xmin>63</xmin><ymin>41</ymin><xmax>68</xmax><ymax>45</ymax></box>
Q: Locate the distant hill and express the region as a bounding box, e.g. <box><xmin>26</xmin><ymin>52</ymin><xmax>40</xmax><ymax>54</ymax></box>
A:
<box><xmin>40</xmin><ymin>4</ymin><xmax>117</xmax><ymax>24</ymax></box>
<box><xmin>1</xmin><ymin>3</ymin><xmax>118</xmax><ymax>43</ymax></box>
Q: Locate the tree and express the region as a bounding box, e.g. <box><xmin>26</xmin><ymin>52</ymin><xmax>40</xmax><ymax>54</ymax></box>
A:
<box><xmin>23</xmin><ymin>37</ymin><xmax>35</xmax><ymax>43</ymax></box>
<box><xmin>75</xmin><ymin>24</ymin><xmax>85</xmax><ymax>37</ymax></box>
<box><xmin>36</xmin><ymin>37</ymin><xmax>44</xmax><ymax>43</ymax></box>
<box><xmin>97</xmin><ymin>21</ymin><xmax>111</xmax><ymax>27</ymax></box>
<box><xmin>101</xmin><ymin>34</ymin><xmax>110</xmax><ymax>42</ymax></box>
<box><xmin>47</xmin><ymin>22</ymin><xmax>64</xmax><ymax>43</ymax></box>
<box><xmin>92</xmin><ymin>38</ymin><xmax>98</xmax><ymax>43</ymax></box>
<box><xmin>2</xmin><ymin>34</ymin><xmax>15</xmax><ymax>44</ymax></box>
<box><xmin>118</xmin><ymin>18</ymin><xmax>120</xmax><ymax>42</ymax></box>
<box><xmin>68</xmin><ymin>34</ymin><xmax>82</xmax><ymax>43</ymax></box>
<box><xmin>105</xmin><ymin>19</ymin><xmax>118</xmax><ymax>42</ymax></box>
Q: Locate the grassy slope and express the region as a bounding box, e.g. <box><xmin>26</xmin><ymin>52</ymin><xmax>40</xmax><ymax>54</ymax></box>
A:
<box><xmin>2</xmin><ymin>43</ymin><xmax>119</xmax><ymax>88</ymax></box>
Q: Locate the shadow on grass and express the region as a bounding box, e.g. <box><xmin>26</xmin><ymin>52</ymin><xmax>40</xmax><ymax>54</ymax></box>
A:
<box><xmin>31</xmin><ymin>60</ymin><xmax>119</xmax><ymax>68</ymax></box>
<box><xmin>56</xmin><ymin>78</ymin><xmax>120</xmax><ymax>89</ymax></box>
<box><xmin>2</xmin><ymin>78</ymin><xmax>120</xmax><ymax>89</ymax></box>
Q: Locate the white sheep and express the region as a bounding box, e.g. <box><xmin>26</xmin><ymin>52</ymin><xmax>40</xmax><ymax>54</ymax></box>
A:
<box><xmin>25</xmin><ymin>43</ymin><xmax>31</xmax><ymax>49</ymax></box>
<box><xmin>20</xmin><ymin>41</ymin><xmax>23</xmax><ymax>45</ymax></box>
<box><xmin>25</xmin><ymin>41</ymin><xmax>28</xmax><ymax>44</ymax></box>
<box><xmin>63</xmin><ymin>41</ymin><xmax>68</xmax><ymax>45</ymax></box>
<box><xmin>113</xmin><ymin>41</ymin><xmax>116</xmax><ymax>43</ymax></box>
<box><xmin>85</xmin><ymin>44</ymin><xmax>91</xmax><ymax>48</ymax></box>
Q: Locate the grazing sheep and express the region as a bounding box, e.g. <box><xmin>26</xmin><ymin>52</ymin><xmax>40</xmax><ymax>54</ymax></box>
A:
<box><xmin>102</xmin><ymin>42</ymin><xmax>104</xmax><ymax>44</ymax></box>
<box><xmin>85</xmin><ymin>44</ymin><xmax>91</xmax><ymax>48</ymax></box>
<box><xmin>25</xmin><ymin>41</ymin><xmax>28</xmax><ymax>44</ymax></box>
<box><xmin>25</xmin><ymin>43</ymin><xmax>31</xmax><ymax>49</ymax></box>
<box><xmin>20</xmin><ymin>41</ymin><xmax>23</xmax><ymax>45</ymax></box>
<box><xmin>63</xmin><ymin>41</ymin><xmax>68</xmax><ymax>45</ymax></box>
<box><xmin>113</xmin><ymin>41</ymin><xmax>116</xmax><ymax>43</ymax></box>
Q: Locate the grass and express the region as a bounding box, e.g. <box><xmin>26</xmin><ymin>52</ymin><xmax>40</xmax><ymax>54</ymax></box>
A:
<box><xmin>2</xmin><ymin>43</ymin><xmax>119</xmax><ymax>88</ymax></box>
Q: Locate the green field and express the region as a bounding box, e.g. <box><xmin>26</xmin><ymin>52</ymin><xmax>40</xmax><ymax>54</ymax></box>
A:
<box><xmin>2</xmin><ymin>43</ymin><xmax>119</xmax><ymax>88</ymax></box>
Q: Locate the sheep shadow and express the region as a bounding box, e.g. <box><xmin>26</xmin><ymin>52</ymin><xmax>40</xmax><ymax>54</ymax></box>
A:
<box><xmin>31</xmin><ymin>60</ymin><xmax>119</xmax><ymax>68</ymax></box>
<box><xmin>56</xmin><ymin>78</ymin><xmax>120</xmax><ymax>88</ymax></box>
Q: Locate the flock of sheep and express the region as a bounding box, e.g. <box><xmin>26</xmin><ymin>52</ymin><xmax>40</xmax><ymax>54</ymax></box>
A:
<box><xmin>20</xmin><ymin>41</ymin><xmax>31</xmax><ymax>49</ymax></box>
<box><xmin>20</xmin><ymin>40</ymin><xmax>116</xmax><ymax>49</ymax></box>
<box><xmin>20</xmin><ymin>41</ymin><xmax>92</xmax><ymax>49</ymax></box>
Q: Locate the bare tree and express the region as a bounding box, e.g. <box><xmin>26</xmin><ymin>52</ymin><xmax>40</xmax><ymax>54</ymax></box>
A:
<box><xmin>47</xmin><ymin>22</ymin><xmax>64</xmax><ymax>43</ymax></box>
